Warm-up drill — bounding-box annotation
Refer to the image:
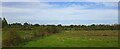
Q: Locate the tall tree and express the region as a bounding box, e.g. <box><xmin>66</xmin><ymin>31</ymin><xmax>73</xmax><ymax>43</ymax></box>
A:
<box><xmin>34</xmin><ymin>24</ymin><xmax>40</xmax><ymax>26</ymax></box>
<box><xmin>23</xmin><ymin>22</ymin><xmax>29</xmax><ymax>26</ymax></box>
<box><xmin>23</xmin><ymin>22</ymin><xmax>31</xmax><ymax>30</ymax></box>
<box><xmin>2</xmin><ymin>18</ymin><xmax>8</xmax><ymax>28</ymax></box>
<box><xmin>57</xmin><ymin>24</ymin><xmax>62</xmax><ymax>27</ymax></box>
<box><xmin>0</xmin><ymin>17</ymin><xmax>2</xmax><ymax>28</ymax></box>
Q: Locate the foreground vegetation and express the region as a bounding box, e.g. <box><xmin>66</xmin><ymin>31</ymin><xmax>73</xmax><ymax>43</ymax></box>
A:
<box><xmin>1</xmin><ymin>18</ymin><xmax>119</xmax><ymax>47</ymax></box>
<box><xmin>22</xmin><ymin>30</ymin><xmax>118</xmax><ymax>47</ymax></box>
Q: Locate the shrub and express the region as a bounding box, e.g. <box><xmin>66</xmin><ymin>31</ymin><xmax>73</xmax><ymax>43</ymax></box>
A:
<box><xmin>46</xmin><ymin>26</ymin><xmax>61</xmax><ymax>33</ymax></box>
<box><xmin>2</xmin><ymin>29</ymin><xmax>22</xmax><ymax>47</ymax></box>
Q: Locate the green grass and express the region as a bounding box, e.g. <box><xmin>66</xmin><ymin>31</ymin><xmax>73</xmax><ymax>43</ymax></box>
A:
<box><xmin>3</xmin><ymin>30</ymin><xmax>36</xmax><ymax>39</ymax></box>
<box><xmin>21</xmin><ymin>30</ymin><xmax>118</xmax><ymax>47</ymax></box>
<box><xmin>0</xmin><ymin>29</ymin><xmax>2</xmax><ymax>47</ymax></box>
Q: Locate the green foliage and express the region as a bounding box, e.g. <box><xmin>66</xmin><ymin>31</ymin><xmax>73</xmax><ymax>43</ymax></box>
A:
<box><xmin>9</xmin><ymin>23</ymin><xmax>22</xmax><ymax>28</ymax></box>
<box><xmin>22</xmin><ymin>22</ymin><xmax>32</xmax><ymax>30</ymax></box>
<box><xmin>57</xmin><ymin>24</ymin><xmax>62</xmax><ymax>27</ymax></box>
<box><xmin>34</xmin><ymin>26</ymin><xmax>61</xmax><ymax>37</ymax></box>
<box><xmin>34</xmin><ymin>24</ymin><xmax>40</xmax><ymax>26</ymax></box>
<box><xmin>0</xmin><ymin>17</ymin><xmax>2</xmax><ymax>28</ymax></box>
<box><xmin>2</xmin><ymin>18</ymin><xmax>119</xmax><ymax>47</ymax></box>
<box><xmin>2</xmin><ymin>29</ymin><xmax>22</xmax><ymax>47</ymax></box>
<box><xmin>2</xmin><ymin>18</ymin><xmax>8</xmax><ymax>28</ymax></box>
<box><xmin>22</xmin><ymin>30</ymin><xmax>118</xmax><ymax>47</ymax></box>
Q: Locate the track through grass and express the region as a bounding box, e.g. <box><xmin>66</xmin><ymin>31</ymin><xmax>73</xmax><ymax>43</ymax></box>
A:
<box><xmin>22</xmin><ymin>30</ymin><xmax>118</xmax><ymax>47</ymax></box>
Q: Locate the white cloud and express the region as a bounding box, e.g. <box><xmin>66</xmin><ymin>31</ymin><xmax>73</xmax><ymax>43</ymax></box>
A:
<box><xmin>2</xmin><ymin>2</ymin><xmax>118</xmax><ymax>24</ymax></box>
<box><xmin>2</xmin><ymin>7</ymin><xmax>36</xmax><ymax>13</ymax></box>
<box><xmin>1</xmin><ymin>2</ymin><xmax>56</xmax><ymax>13</ymax></box>
<box><xmin>5</xmin><ymin>3</ymin><xmax>117</xmax><ymax>21</ymax></box>
<box><xmin>100</xmin><ymin>2</ymin><xmax>118</xmax><ymax>8</ymax></box>
<box><xmin>32</xmin><ymin>6</ymin><xmax>117</xmax><ymax>21</ymax></box>
<box><xmin>26</xmin><ymin>2</ymin><xmax>117</xmax><ymax>21</ymax></box>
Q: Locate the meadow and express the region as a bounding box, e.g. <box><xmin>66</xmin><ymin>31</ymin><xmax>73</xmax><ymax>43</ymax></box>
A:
<box><xmin>1</xmin><ymin>2</ymin><xmax>119</xmax><ymax>48</ymax></box>
<box><xmin>21</xmin><ymin>30</ymin><xmax>118</xmax><ymax>47</ymax></box>
<box><xmin>0</xmin><ymin>28</ymin><xmax>2</xmax><ymax>48</ymax></box>
<box><xmin>1</xmin><ymin>18</ymin><xmax>119</xmax><ymax>47</ymax></box>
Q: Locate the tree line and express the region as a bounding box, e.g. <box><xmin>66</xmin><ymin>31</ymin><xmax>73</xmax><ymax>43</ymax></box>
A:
<box><xmin>1</xmin><ymin>17</ymin><xmax>119</xmax><ymax>30</ymax></box>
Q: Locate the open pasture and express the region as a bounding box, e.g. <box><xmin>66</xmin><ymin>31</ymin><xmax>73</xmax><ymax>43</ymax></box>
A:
<box><xmin>22</xmin><ymin>30</ymin><xmax>118</xmax><ymax>47</ymax></box>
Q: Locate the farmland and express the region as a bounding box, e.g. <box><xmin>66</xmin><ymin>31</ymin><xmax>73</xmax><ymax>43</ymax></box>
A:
<box><xmin>21</xmin><ymin>30</ymin><xmax>118</xmax><ymax>47</ymax></box>
<box><xmin>1</xmin><ymin>18</ymin><xmax>119</xmax><ymax>47</ymax></box>
<box><xmin>0</xmin><ymin>29</ymin><xmax>2</xmax><ymax>48</ymax></box>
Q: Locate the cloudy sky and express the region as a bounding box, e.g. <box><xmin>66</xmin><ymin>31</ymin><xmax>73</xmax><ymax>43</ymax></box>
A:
<box><xmin>1</xmin><ymin>2</ymin><xmax>118</xmax><ymax>25</ymax></box>
<box><xmin>1</xmin><ymin>0</ymin><xmax>120</xmax><ymax>2</ymax></box>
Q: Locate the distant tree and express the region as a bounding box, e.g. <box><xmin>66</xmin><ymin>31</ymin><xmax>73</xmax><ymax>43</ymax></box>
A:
<box><xmin>57</xmin><ymin>24</ymin><xmax>62</xmax><ymax>27</ymax></box>
<box><xmin>34</xmin><ymin>24</ymin><xmax>40</xmax><ymax>26</ymax></box>
<box><xmin>0</xmin><ymin>17</ymin><xmax>2</xmax><ymax>28</ymax></box>
<box><xmin>46</xmin><ymin>25</ymin><xmax>56</xmax><ymax>27</ymax></box>
<box><xmin>11</xmin><ymin>23</ymin><xmax>22</xmax><ymax>26</ymax></box>
<box><xmin>23</xmin><ymin>22</ymin><xmax>31</xmax><ymax>30</ymax></box>
<box><xmin>70</xmin><ymin>25</ymin><xmax>74</xmax><ymax>28</ymax></box>
<box><xmin>74</xmin><ymin>25</ymin><xmax>77</xmax><ymax>27</ymax></box>
<box><xmin>81</xmin><ymin>25</ymin><xmax>86</xmax><ymax>27</ymax></box>
<box><xmin>91</xmin><ymin>24</ymin><xmax>95</xmax><ymax>26</ymax></box>
<box><xmin>111</xmin><ymin>24</ymin><xmax>118</xmax><ymax>30</ymax></box>
<box><xmin>23</xmin><ymin>22</ymin><xmax>29</xmax><ymax>26</ymax></box>
<box><xmin>9</xmin><ymin>23</ymin><xmax>22</xmax><ymax>28</ymax></box>
<box><xmin>2</xmin><ymin>18</ymin><xmax>8</xmax><ymax>28</ymax></box>
<box><xmin>90</xmin><ymin>24</ymin><xmax>96</xmax><ymax>30</ymax></box>
<box><xmin>0</xmin><ymin>17</ymin><xmax>2</xmax><ymax>21</ymax></box>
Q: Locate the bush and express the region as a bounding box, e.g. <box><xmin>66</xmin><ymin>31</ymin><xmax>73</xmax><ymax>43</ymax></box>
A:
<box><xmin>34</xmin><ymin>26</ymin><xmax>61</xmax><ymax>37</ymax></box>
<box><xmin>46</xmin><ymin>26</ymin><xmax>61</xmax><ymax>33</ymax></box>
<box><xmin>2</xmin><ymin>29</ymin><xmax>22</xmax><ymax>47</ymax></box>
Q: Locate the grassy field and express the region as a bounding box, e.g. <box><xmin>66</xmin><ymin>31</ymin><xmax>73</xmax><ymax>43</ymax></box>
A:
<box><xmin>21</xmin><ymin>30</ymin><xmax>118</xmax><ymax>47</ymax></box>
<box><xmin>0</xmin><ymin>29</ymin><xmax>2</xmax><ymax>48</ymax></box>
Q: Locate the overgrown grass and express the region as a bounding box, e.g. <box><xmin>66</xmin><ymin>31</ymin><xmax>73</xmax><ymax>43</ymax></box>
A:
<box><xmin>22</xmin><ymin>30</ymin><xmax>118</xmax><ymax>47</ymax></box>
<box><xmin>0</xmin><ymin>29</ymin><xmax>2</xmax><ymax>47</ymax></box>
<box><xmin>2</xmin><ymin>26</ymin><xmax>61</xmax><ymax>47</ymax></box>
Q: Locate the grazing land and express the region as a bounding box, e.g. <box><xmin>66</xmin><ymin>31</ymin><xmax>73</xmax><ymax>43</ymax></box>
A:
<box><xmin>22</xmin><ymin>30</ymin><xmax>118</xmax><ymax>47</ymax></box>
<box><xmin>1</xmin><ymin>18</ymin><xmax>119</xmax><ymax>47</ymax></box>
<box><xmin>1</xmin><ymin>2</ymin><xmax>119</xmax><ymax>48</ymax></box>
<box><xmin>0</xmin><ymin>29</ymin><xmax>2</xmax><ymax>47</ymax></box>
